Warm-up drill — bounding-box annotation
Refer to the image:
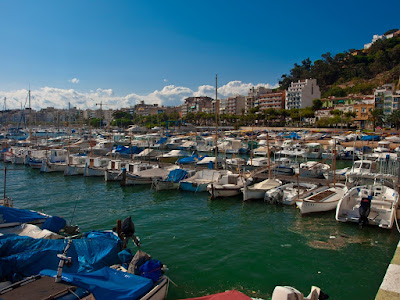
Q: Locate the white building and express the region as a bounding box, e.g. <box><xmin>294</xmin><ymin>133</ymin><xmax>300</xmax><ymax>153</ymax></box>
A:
<box><xmin>219</xmin><ymin>96</ymin><xmax>245</xmax><ymax>115</ymax></box>
<box><xmin>285</xmin><ymin>79</ymin><xmax>321</xmax><ymax>110</ymax></box>
<box><xmin>374</xmin><ymin>83</ymin><xmax>400</xmax><ymax>115</ymax></box>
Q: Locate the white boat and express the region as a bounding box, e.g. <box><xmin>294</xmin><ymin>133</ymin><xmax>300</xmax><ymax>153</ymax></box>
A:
<box><xmin>40</xmin><ymin>160</ymin><xmax>66</xmax><ymax>173</ymax></box>
<box><xmin>241</xmin><ymin>178</ymin><xmax>282</xmax><ymax>201</ymax></box>
<box><xmin>336</xmin><ymin>183</ymin><xmax>399</xmax><ymax>229</ymax></box>
<box><xmin>122</xmin><ymin>166</ymin><xmax>177</xmax><ymax>186</ymax></box>
<box><xmin>157</xmin><ymin>149</ymin><xmax>186</xmax><ymax>164</ymax></box>
<box><xmin>64</xmin><ymin>155</ymin><xmax>87</xmax><ymax>176</ymax></box>
<box><xmin>265</xmin><ymin>182</ymin><xmax>318</xmax><ymax>205</ymax></box>
<box><xmin>84</xmin><ymin>157</ymin><xmax>110</xmax><ymax>177</ymax></box>
<box><xmin>373</xmin><ymin>141</ymin><xmax>391</xmax><ymax>153</ymax></box>
<box><xmin>302</xmin><ymin>143</ymin><xmax>322</xmax><ymax>159</ymax></box>
<box><xmin>296</xmin><ymin>184</ymin><xmax>346</xmax><ymax>214</ymax></box>
<box><xmin>246</xmin><ymin>157</ymin><xmax>269</xmax><ymax>168</ymax></box>
<box><xmin>153</xmin><ymin>168</ymin><xmax>194</xmax><ymax>191</ymax></box>
<box><xmin>180</xmin><ymin>169</ymin><xmax>228</xmax><ymax>192</ymax></box>
<box><xmin>196</xmin><ymin>156</ymin><xmax>221</xmax><ymax>168</ymax></box>
<box><xmin>323</xmin><ymin>167</ymin><xmax>350</xmax><ymax>181</ymax></box>
<box><xmin>207</xmin><ymin>173</ymin><xmax>247</xmax><ymax>198</ymax></box>
<box><xmin>298</xmin><ymin>161</ymin><xmax>330</xmax><ymax>179</ymax></box>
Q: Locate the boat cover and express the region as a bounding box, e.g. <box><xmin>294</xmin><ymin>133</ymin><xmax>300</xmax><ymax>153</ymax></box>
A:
<box><xmin>0</xmin><ymin>231</ymin><xmax>121</xmax><ymax>281</ymax></box>
<box><xmin>360</xmin><ymin>135</ymin><xmax>380</xmax><ymax>141</ymax></box>
<box><xmin>166</xmin><ymin>169</ymin><xmax>189</xmax><ymax>182</ymax></box>
<box><xmin>40</xmin><ymin>267</ymin><xmax>153</xmax><ymax>300</ymax></box>
<box><xmin>180</xmin><ymin>290</ymin><xmax>251</xmax><ymax>300</ymax></box>
<box><xmin>177</xmin><ymin>154</ymin><xmax>204</xmax><ymax>164</ymax></box>
<box><xmin>114</xmin><ymin>145</ymin><xmax>143</xmax><ymax>154</ymax></box>
<box><xmin>0</xmin><ymin>206</ymin><xmax>66</xmax><ymax>233</ymax></box>
<box><xmin>156</xmin><ymin>137</ymin><xmax>168</xmax><ymax>144</ymax></box>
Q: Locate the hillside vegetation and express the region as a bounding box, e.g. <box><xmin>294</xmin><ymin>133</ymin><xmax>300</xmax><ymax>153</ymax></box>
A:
<box><xmin>279</xmin><ymin>29</ymin><xmax>400</xmax><ymax>97</ymax></box>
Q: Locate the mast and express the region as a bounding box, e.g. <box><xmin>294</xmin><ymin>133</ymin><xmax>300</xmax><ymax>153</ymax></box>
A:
<box><xmin>267</xmin><ymin>132</ymin><xmax>271</xmax><ymax>178</ymax></box>
<box><xmin>333</xmin><ymin>139</ymin><xmax>336</xmax><ymax>187</ymax></box>
<box><xmin>214</xmin><ymin>74</ymin><xmax>218</xmax><ymax>170</ymax></box>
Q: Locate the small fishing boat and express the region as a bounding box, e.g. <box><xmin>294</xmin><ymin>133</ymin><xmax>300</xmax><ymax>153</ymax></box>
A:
<box><xmin>242</xmin><ymin>178</ymin><xmax>282</xmax><ymax>201</ymax></box>
<box><xmin>298</xmin><ymin>161</ymin><xmax>330</xmax><ymax>179</ymax></box>
<box><xmin>302</xmin><ymin>143</ymin><xmax>322</xmax><ymax>159</ymax></box>
<box><xmin>207</xmin><ymin>173</ymin><xmax>247</xmax><ymax>198</ymax></box>
<box><xmin>296</xmin><ymin>184</ymin><xmax>346</xmax><ymax>214</ymax></box>
<box><xmin>265</xmin><ymin>182</ymin><xmax>318</xmax><ymax>205</ymax></box>
<box><xmin>179</xmin><ymin>169</ymin><xmax>228</xmax><ymax>192</ymax></box>
<box><xmin>122</xmin><ymin>165</ymin><xmax>178</xmax><ymax>186</ymax></box>
<box><xmin>153</xmin><ymin>168</ymin><xmax>193</xmax><ymax>191</ymax></box>
<box><xmin>323</xmin><ymin>167</ymin><xmax>349</xmax><ymax>181</ymax></box>
<box><xmin>157</xmin><ymin>149</ymin><xmax>186</xmax><ymax>164</ymax></box>
<box><xmin>84</xmin><ymin>157</ymin><xmax>110</xmax><ymax>177</ymax></box>
<box><xmin>336</xmin><ymin>183</ymin><xmax>399</xmax><ymax>229</ymax></box>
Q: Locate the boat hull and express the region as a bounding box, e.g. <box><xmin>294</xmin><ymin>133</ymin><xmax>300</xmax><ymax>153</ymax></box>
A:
<box><xmin>179</xmin><ymin>181</ymin><xmax>208</xmax><ymax>192</ymax></box>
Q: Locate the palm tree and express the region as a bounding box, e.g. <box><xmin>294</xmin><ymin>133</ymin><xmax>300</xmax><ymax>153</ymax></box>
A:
<box><xmin>369</xmin><ymin>108</ymin><xmax>384</xmax><ymax>131</ymax></box>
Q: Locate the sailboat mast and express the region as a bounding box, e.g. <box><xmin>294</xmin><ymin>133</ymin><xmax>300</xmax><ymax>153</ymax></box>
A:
<box><xmin>214</xmin><ymin>74</ymin><xmax>218</xmax><ymax>170</ymax></box>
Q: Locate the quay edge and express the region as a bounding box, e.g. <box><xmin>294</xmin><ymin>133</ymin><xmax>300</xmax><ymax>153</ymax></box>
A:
<box><xmin>375</xmin><ymin>241</ymin><xmax>400</xmax><ymax>300</ymax></box>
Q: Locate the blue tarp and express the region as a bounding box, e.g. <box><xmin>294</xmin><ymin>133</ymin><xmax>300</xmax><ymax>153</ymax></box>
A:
<box><xmin>177</xmin><ymin>154</ymin><xmax>198</xmax><ymax>164</ymax></box>
<box><xmin>165</xmin><ymin>169</ymin><xmax>189</xmax><ymax>183</ymax></box>
<box><xmin>156</xmin><ymin>137</ymin><xmax>168</xmax><ymax>144</ymax></box>
<box><xmin>114</xmin><ymin>145</ymin><xmax>143</xmax><ymax>154</ymax></box>
<box><xmin>360</xmin><ymin>135</ymin><xmax>380</xmax><ymax>141</ymax></box>
<box><xmin>41</xmin><ymin>267</ymin><xmax>153</xmax><ymax>300</ymax></box>
<box><xmin>0</xmin><ymin>231</ymin><xmax>121</xmax><ymax>281</ymax></box>
<box><xmin>0</xmin><ymin>206</ymin><xmax>66</xmax><ymax>232</ymax></box>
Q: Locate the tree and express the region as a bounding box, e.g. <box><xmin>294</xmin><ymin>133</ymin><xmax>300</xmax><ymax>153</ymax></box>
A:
<box><xmin>369</xmin><ymin>109</ymin><xmax>384</xmax><ymax>131</ymax></box>
<box><xmin>388</xmin><ymin>110</ymin><xmax>400</xmax><ymax>129</ymax></box>
<box><xmin>312</xmin><ymin>99</ymin><xmax>323</xmax><ymax>111</ymax></box>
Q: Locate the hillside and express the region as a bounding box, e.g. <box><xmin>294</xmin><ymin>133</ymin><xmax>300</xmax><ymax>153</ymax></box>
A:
<box><xmin>279</xmin><ymin>29</ymin><xmax>400</xmax><ymax>97</ymax></box>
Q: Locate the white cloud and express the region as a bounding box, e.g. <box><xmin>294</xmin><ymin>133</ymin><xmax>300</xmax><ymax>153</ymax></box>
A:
<box><xmin>0</xmin><ymin>80</ymin><xmax>278</xmax><ymax>110</ymax></box>
<box><xmin>163</xmin><ymin>79</ymin><xmax>168</xmax><ymax>83</ymax></box>
<box><xmin>69</xmin><ymin>78</ymin><xmax>80</xmax><ymax>84</ymax></box>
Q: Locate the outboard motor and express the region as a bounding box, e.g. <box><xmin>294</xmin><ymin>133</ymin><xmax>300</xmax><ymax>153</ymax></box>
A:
<box><xmin>121</xmin><ymin>216</ymin><xmax>140</xmax><ymax>247</ymax></box>
<box><xmin>359</xmin><ymin>196</ymin><xmax>371</xmax><ymax>228</ymax></box>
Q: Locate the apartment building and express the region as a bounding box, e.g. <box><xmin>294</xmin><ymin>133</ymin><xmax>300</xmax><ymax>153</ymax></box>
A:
<box><xmin>374</xmin><ymin>83</ymin><xmax>400</xmax><ymax>115</ymax></box>
<box><xmin>181</xmin><ymin>96</ymin><xmax>213</xmax><ymax>117</ymax></box>
<box><xmin>353</xmin><ymin>103</ymin><xmax>374</xmax><ymax>129</ymax></box>
<box><xmin>285</xmin><ymin>79</ymin><xmax>321</xmax><ymax>110</ymax></box>
<box><xmin>219</xmin><ymin>96</ymin><xmax>245</xmax><ymax>115</ymax></box>
<box><xmin>256</xmin><ymin>91</ymin><xmax>285</xmax><ymax>111</ymax></box>
<box><xmin>245</xmin><ymin>87</ymin><xmax>272</xmax><ymax>113</ymax></box>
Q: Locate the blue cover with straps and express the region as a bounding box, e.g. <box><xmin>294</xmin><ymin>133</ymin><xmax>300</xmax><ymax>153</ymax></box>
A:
<box><xmin>0</xmin><ymin>206</ymin><xmax>66</xmax><ymax>232</ymax></box>
<box><xmin>165</xmin><ymin>169</ymin><xmax>189</xmax><ymax>183</ymax></box>
<box><xmin>0</xmin><ymin>231</ymin><xmax>121</xmax><ymax>281</ymax></box>
<box><xmin>40</xmin><ymin>267</ymin><xmax>153</xmax><ymax>300</ymax></box>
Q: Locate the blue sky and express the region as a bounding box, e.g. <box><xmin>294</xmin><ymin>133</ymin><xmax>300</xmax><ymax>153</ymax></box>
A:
<box><xmin>0</xmin><ymin>0</ymin><xmax>399</xmax><ymax>109</ymax></box>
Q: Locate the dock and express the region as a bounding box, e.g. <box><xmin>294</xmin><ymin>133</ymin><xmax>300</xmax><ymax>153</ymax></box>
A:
<box><xmin>375</xmin><ymin>241</ymin><xmax>400</xmax><ymax>299</ymax></box>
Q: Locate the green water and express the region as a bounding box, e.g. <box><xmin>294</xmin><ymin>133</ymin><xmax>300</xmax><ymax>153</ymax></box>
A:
<box><xmin>2</xmin><ymin>162</ymin><xmax>399</xmax><ymax>300</ymax></box>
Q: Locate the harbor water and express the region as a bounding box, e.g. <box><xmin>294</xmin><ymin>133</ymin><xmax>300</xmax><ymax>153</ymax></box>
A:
<box><xmin>2</xmin><ymin>161</ymin><xmax>399</xmax><ymax>299</ymax></box>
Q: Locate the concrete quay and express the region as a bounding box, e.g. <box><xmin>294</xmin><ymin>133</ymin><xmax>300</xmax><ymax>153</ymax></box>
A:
<box><xmin>375</xmin><ymin>241</ymin><xmax>400</xmax><ymax>299</ymax></box>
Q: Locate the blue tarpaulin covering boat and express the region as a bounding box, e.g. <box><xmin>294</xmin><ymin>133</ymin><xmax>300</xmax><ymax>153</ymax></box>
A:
<box><xmin>177</xmin><ymin>154</ymin><xmax>205</xmax><ymax>164</ymax></box>
<box><xmin>0</xmin><ymin>205</ymin><xmax>66</xmax><ymax>233</ymax></box>
<box><xmin>165</xmin><ymin>169</ymin><xmax>189</xmax><ymax>183</ymax></box>
<box><xmin>114</xmin><ymin>145</ymin><xmax>143</xmax><ymax>154</ymax></box>
<box><xmin>156</xmin><ymin>137</ymin><xmax>168</xmax><ymax>144</ymax></box>
<box><xmin>360</xmin><ymin>135</ymin><xmax>380</xmax><ymax>141</ymax></box>
<box><xmin>41</xmin><ymin>267</ymin><xmax>153</xmax><ymax>300</ymax></box>
<box><xmin>0</xmin><ymin>231</ymin><xmax>121</xmax><ymax>281</ymax></box>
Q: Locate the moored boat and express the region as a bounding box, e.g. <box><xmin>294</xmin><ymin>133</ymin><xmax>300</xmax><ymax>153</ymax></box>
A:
<box><xmin>296</xmin><ymin>183</ymin><xmax>346</xmax><ymax>214</ymax></box>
